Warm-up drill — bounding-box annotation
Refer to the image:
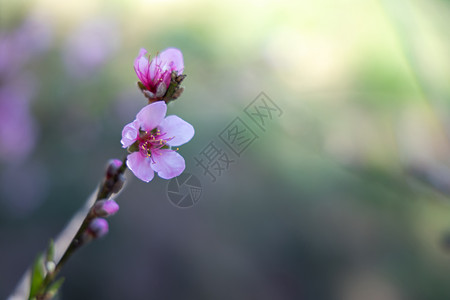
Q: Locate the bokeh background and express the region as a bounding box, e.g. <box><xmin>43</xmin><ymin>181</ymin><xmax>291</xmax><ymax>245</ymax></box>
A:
<box><xmin>2</xmin><ymin>0</ymin><xmax>450</xmax><ymax>299</ymax></box>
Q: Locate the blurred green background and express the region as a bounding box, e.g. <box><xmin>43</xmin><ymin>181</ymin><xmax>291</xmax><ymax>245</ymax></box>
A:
<box><xmin>2</xmin><ymin>0</ymin><xmax>450</xmax><ymax>299</ymax></box>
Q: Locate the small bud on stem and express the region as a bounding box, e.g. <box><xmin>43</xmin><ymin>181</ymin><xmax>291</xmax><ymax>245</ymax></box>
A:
<box><xmin>106</xmin><ymin>159</ymin><xmax>123</xmax><ymax>178</ymax></box>
<box><xmin>86</xmin><ymin>218</ymin><xmax>109</xmax><ymax>239</ymax></box>
<box><xmin>91</xmin><ymin>199</ymin><xmax>119</xmax><ymax>217</ymax></box>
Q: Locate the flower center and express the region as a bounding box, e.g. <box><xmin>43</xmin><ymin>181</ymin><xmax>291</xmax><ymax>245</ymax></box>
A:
<box><xmin>138</xmin><ymin>128</ymin><xmax>173</xmax><ymax>161</ymax></box>
<box><xmin>149</xmin><ymin>56</ymin><xmax>170</xmax><ymax>81</ymax></box>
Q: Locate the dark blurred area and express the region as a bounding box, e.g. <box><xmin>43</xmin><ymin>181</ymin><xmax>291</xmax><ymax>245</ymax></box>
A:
<box><xmin>2</xmin><ymin>0</ymin><xmax>450</xmax><ymax>299</ymax></box>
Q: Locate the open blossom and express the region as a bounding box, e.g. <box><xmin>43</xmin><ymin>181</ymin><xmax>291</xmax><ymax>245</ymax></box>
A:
<box><xmin>134</xmin><ymin>47</ymin><xmax>184</xmax><ymax>99</ymax></box>
<box><xmin>121</xmin><ymin>101</ymin><xmax>194</xmax><ymax>182</ymax></box>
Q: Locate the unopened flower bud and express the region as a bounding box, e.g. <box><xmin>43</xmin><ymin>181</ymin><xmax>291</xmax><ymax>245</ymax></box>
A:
<box><xmin>93</xmin><ymin>199</ymin><xmax>119</xmax><ymax>217</ymax></box>
<box><xmin>106</xmin><ymin>159</ymin><xmax>123</xmax><ymax>178</ymax></box>
<box><xmin>87</xmin><ymin>218</ymin><xmax>109</xmax><ymax>238</ymax></box>
<box><xmin>46</xmin><ymin>261</ymin><xmax>56</xmax><ymax>273</ymax></box>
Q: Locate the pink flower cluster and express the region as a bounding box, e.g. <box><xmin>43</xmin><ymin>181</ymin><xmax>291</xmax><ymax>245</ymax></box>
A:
<box><xmin>121</xmin><ymin>47</ymin><xmax>193</xmax><ymax>183</ymax></box>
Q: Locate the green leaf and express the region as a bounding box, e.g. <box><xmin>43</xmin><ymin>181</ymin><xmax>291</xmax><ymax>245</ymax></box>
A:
<box><xmin>29</xmin><ymin>254</ymin><xmax>46</xmax><ymax>299</ymax></box>
<box><xmin>163</xmin><ymin>72</ymin><xmax>186</xmax><ymax>102</ymax></box>
<box><xmin>127</xmin><ymin>141</ymin><xmax>139</xmax><ymax>153</ymax></box>
<box><xmin>137</xmin><ymin>81</ymin><xmax>146</xmax><ymax>91</ymax></box>
<box><xmin>47</xmin><ymin>277</ymin><xmax>65</xmax><ymax>298</ymax></box>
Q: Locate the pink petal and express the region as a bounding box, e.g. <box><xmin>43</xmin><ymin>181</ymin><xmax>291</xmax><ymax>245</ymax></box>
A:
<box><xmin>148</xmin><ymin>56</ymin><xmax>157</xmax><ymax>81</ymax></box>
<box><xmin>136</xmin><ymin>102</ymin><xmax>167</xmax><ymax>132</ymax></box>
<box><xmin>161</xmin><ymin>70</ymin><xmax>172</xmax><ymax>90</ymax></box>
<box><xmin>158</xmin><ymin>48</ymin><xmax>184</xmax><ymax>74</ymax></box>
<box><xmin>126</xmin><ymin>152</ymin><xmax>155</xmax><ymax>182</ymax></box>
<box><xmin>155</xmin><ymin>81</ymin><xmax>167</xmax><ymax>98</ymax></box>
<box><xmin>134</xmin><ymin>48</ymin><xmax>149</xmax><ymax>82</ymax></box>
<box><xmin>151</xmin><ymin>149</ymin><xmax>185</xmax><ymax>179</ymax></box>
<box><xmin>135</xmin><ymin>48</ymin><xmax>148</xmax><ymax>71</ymax></box>
<box><xmin>121</xmin><ymin>120</ymin><xmax>139</xmax><ymax>148</ymax></box>
<box><xmin>159</xmin><ymin>115</ymin><xmax>194</xmax><ymax>147</ymax></box>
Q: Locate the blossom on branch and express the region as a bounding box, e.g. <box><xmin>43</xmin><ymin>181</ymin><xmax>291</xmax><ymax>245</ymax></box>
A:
<box><xmin>134</xmin><ymin>47</ymin><xmax>186</xmax><ymax>103</ymax></box>
<box><xmin>121</xmin><ymin>101</ymin><xmax>194</xmax><ymax>182</ymax></box>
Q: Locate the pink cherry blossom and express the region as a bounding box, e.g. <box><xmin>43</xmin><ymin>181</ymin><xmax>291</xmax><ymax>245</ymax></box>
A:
<box><xmin>121</xmin><ymin>101</ymin><xmax>194</xmax><ymax>182</ymax></box>
<box><xmin>134</xmin><ymin>47</ymin><xmax>184</xmax><ymax>99</ymax></box>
